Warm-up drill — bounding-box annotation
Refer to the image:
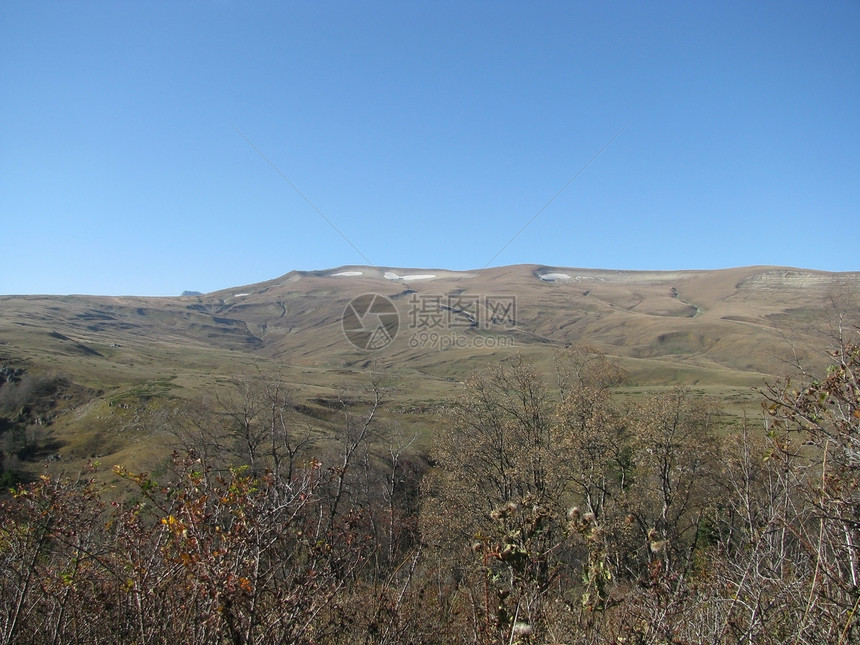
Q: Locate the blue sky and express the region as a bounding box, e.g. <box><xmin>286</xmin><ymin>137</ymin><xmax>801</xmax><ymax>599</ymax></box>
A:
<box><xmin>2</xmin><ymin>1</ymin><xmax>858</xmax><ymax>295</ymax></box>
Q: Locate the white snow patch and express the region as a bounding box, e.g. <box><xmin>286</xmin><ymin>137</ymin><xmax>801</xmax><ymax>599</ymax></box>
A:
<box><xmin>331</xmin><ymin>271</ymin><xmax>364</xmax><ymax>277</ymax></box>
<box><xmin>538</xmin><ymin>273</ymin><xmax>572</xmax><ymax>282</ymax></box>
<box><xmin>384</xmin><ymin>271</ymin><xmax>437</xmax><ymax>281</ymax></box>
<box><xmin>233</xmin><ymin>293</ymin><xmax>250</xmax><ymax>297</ymax></box>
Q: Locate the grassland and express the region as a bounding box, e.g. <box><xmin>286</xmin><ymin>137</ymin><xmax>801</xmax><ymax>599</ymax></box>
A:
<box><xmin>1</xmin><ymin>264</ymin><xmax>857</xmax><ymax>479</ymax></box>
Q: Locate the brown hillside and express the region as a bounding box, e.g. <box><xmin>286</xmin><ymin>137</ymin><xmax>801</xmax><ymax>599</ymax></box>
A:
<box><xmin>0</xmin><ymin>264</ymin><xmax>857</xmax><ymax>473</ymax></box>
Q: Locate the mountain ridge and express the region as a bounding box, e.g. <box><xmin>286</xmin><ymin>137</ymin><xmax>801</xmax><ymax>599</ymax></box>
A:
<box><xmin>2</xmin><ymin>263</ymin><xmax>857</xmax><ymax>380</ymax></box>
<box><xmin>1</xmin><ymin>263</ymin><xmax>857</xmax><ymax>474</ymax></box>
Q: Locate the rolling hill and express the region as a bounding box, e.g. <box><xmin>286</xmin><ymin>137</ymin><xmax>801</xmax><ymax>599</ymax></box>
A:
<box><xmin>1</xmin><ymin>264</ymin><xmax>857</xmax><ymax>475</ymax></box>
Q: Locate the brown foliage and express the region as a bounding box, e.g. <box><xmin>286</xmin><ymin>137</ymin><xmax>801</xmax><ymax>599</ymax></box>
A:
<box><xmin>3</xmin><ymin>341</ymin><xmax>860</xmax><ymax>643</ymax></box>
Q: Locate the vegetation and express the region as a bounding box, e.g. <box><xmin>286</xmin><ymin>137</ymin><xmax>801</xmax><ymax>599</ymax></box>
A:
<box><xmin>0</xmin><ymin>371</ymin><xmax>75</xmax><ymax>486</ymax></box>
<box><xmin>1</xmin><ymin>335</ymin><xmax>858</xmax><ymax>644</ymax></box>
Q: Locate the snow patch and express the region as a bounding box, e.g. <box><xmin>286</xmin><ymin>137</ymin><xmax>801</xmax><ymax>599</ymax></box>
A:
<box><xmin>233</xmin><ymin>292</ymin><xmax>250</xmax><ymax>297</ymax></box>
<box><xmin>331</xmin><ymin>271</ymin><xmax>364</xmax><ymax>277</ymax></box>
<box><xmin>384</xmin><ymin>271</ymin><xmax>437</xmax><ymax>281</ymax></box>
<box><xmin>538</xmin><ymin>273</ymin><xmax>571</xmax><ymax>282</ymax></box>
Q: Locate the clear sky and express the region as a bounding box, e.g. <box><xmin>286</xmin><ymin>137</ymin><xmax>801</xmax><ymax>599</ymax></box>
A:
<box><xmin>2</xmin><ymin>1</ymin><xmax>858</xmax><ymax>296</ymax></box>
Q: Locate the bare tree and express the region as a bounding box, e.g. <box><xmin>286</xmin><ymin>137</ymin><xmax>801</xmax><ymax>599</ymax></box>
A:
<box><xmin>629</xmin><ymin>386</ymin><xmax>720</xmax><ymax>580</ymax></box>
<box><xmin>327</xmin><ymin>374</ymin><xmax>386</xmax><ymax>529</ymax></box>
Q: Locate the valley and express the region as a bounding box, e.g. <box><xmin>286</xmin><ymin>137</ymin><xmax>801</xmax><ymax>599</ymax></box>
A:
<box><xmin>1</xmin><ymin>264</ymin><xmax>857</xmax><ymax>479</ymax></box>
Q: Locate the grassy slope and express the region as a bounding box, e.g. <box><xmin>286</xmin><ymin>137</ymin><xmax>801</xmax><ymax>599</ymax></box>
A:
<box><xmin>1</xmin><ymin>265</ymin><xmax>857</xmax><ymax>476</ymax></box>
